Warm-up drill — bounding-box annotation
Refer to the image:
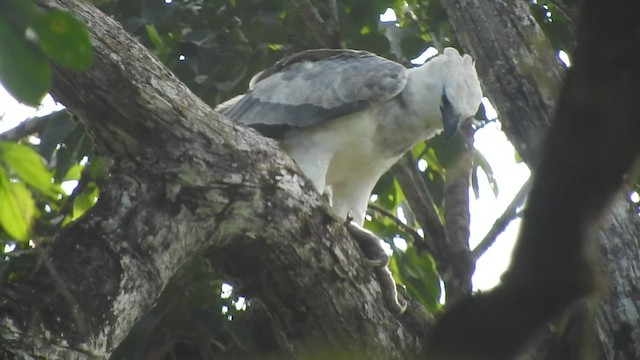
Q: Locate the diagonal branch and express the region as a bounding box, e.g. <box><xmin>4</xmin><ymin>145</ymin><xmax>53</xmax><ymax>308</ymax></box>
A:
<box><xmin>0</xmin><ymin>114</ymin><xmax>49</xmax><ymax>141</ymax></box>
<box><xmin>367</xmin><ymin>202</ymin><xmax>436</xmax><ymax>255</ymax></box>
<box><xmin>471</xmin><ymin>177</ymin><xmax>533</xmax><ymax>260</ymax></box>
<box><xmin>0</xmin><ymin>0</ymin><xmax>426</xmax><ymax>358</ymax></box>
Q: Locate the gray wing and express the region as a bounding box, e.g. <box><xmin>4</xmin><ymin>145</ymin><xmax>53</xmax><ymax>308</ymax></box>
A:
<box><xmin>222</xmin><ymin>49</ymin><xmax>408</xmax><ymax>138</ymax></box>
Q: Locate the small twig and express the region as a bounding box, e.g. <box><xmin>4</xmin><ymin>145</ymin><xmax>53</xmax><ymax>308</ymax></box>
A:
<box><xmin>471</xmin><ymin>176</ymin><xmax>533</xmax><ymax>260</ymax></box>
<box><xmin>0</xmin><ymin>115</ymin><xmax>48</xmax><ymax>141</ymax></box>
<box><xmin>367</xmin><ymin>202</ymin><xmax>436</xmax><ymax>255</ymax></box>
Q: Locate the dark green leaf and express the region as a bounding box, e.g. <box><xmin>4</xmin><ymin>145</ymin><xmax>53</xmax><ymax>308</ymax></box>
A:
<box><xmin>420</xmin><ymin>147</ymin><xmax>445</xmax><ymax>175</ymax></box>
<box><xmin>373</xmin><ymin>176</ymin><xmax>404</xmax><ymax>211</ymax></box>
<box><xmin>422</xmin><ymin>167</ymin><xmax>445</xmax><ymax>207</ymax></box>
<box><xmin>87</xmin><ymin>156</ymin><xmax>112</xmax><ymax>181</ymax></box>
<box><xmin>425</xmin><ymin>132</ymin><xmax>466</xmax><ymax>169</ymax></box>
<box><xmin>400</xmin><ymin>34</ymin><xmax>428</xmax><ymax>60</ymax></box>
<box><xmin>0</xmin><ymin>0</ymin><xmax>34</xmax><ymax>31</ymax></box>
<box><xmin>53</xmin><ymin>125</ymin><xmax>93</xmax><ymax>182</ymax></box>
<box><xmin>0</xmin><ymin>18</ymin><xmax>51</xmax><ymax>106</ymax></box>
<box><xmin>37</xmin><ymin>111</ymin><xmax>76</xmax><ymax>161</ymax></box>
<box><xmin>32</xmin><ymin>10</ymin><xmax>93</xmax><ymax>70</ymax></box>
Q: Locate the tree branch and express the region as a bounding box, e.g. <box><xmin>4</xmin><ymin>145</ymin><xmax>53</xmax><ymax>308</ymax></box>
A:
<box><xmin>441</xmin><ymin>123</ymin><xmax>475</xmax><ymax>303</ymax></box>
<box><xmin>0</xmin><ymin>0</ymin><xmax>425</xmax><ymax>358</ymax></box>
<box><xmin>0</xmin><ymin>114</ymin><xmax>49</xmax><ymax>141</ymax></box>
<box><xmin>367</xmin><ymin>202</ymin><xmax>436</xmax><ymax>254</ymax></box>
<box><xmin>471</xmin><ymin>177</ymin><xmax>533</xmax><ymax>260</ymax></box>
<box><xmin>429</xmin><ymin>0</ymin><xmax>640</xmax><ymax>356</ymax></box>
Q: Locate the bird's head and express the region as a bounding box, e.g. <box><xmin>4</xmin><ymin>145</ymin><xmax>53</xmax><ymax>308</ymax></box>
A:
<box><xmin>425</xmin><ymin>48</ymin><xmax>483</xmax><ymax>137</ymax></box>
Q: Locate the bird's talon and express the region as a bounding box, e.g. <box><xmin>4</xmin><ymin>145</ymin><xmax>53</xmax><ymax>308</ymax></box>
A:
<box><xmin>344</xmin><ymin>211</ymin><xmax>354</xmax><ymax>225</ymax></box>
<box><xmin>365</xmin><ymin>257</ymin><xmax>389</xmax><ymax>268</ymax></box>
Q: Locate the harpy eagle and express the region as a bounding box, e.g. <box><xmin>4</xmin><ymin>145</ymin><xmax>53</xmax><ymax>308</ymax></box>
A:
<box><xmin>218</xmin><ymin>48</ymin><xmax>483</xmax><ymax>313</ymax></box>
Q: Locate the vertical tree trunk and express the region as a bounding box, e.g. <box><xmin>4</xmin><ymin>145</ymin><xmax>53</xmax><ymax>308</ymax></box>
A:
<box><xmin>441</xmin><ymin>1</ymin><xmax>640</xmax><ymax>358</ymax></box>
<box><xmin>594</xmin><ymin>198</ymin><xmax>640</xmax><ymax>359</ymax></box>
<box><xmin>441</xmin><ymin>0</ymin><xmax>564</xmax><ymax>165</ymax></box>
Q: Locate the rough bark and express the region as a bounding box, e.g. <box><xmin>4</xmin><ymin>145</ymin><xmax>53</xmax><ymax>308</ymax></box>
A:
<box><xmin>441</xmin><ymin>1</ymin><xmax>640</xmax><ymax>358</ymax></box>
<box><xmin>441</xmin><ymin>123</ymin><xmax>474</xmax><ymax>303</ymax></box>
<box><xmin>0</xmin><ymin>0</ymin><xmax>427</xmax><ymax>358</ymax></box>
<box><xmin>441</xmin><ymin>0</ymin><xmax>564</xmax><ymax>165</ymax></box>
<box><xmin>595</xmin><ymin>199</ymin><xmax>640</xmax><ymax>359</ymax></box>
<box><xmin>429</xmin><ymin>0</ymin><xmax>640</xmax><ymax>356</ymax></box>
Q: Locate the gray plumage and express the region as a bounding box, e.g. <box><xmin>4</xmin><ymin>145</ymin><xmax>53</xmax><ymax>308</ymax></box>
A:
<box><xmin>219</xmin><ymin>48</ymin><xmax>483</xmax><ymax>226</ymax></box>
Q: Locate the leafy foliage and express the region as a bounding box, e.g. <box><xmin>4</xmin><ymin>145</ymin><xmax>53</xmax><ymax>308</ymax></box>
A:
<box><xmin>0</xmin><ymin>0</ymin><xmax>92</xmax><ymax>105</ymax></box>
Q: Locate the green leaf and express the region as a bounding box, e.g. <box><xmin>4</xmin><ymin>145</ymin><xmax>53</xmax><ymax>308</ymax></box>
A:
<box><xmin>400</xmin><ymin>34</ymin><xmax>428</xmax><ymax>60</ymax></box>
<box><xmin>87</xmin><ymin>156</ymin><xmax>111</xmax><ymax>181</ymax></box>
<box><xmin>0</xmin><ymin>18</ymin><xmax>51</xmax><ymax>106</ymax></box>
<box><xmin>0</xmin><ymin>168</ymin><xmax>35</xmax><ymax>241</ymax></box>
<box><xmin>53</xmin><ymin>124</ymin><xmax>93</xmax><ymax>182</ymax></box>
<box><xmin>0</xmin><ymin>141</ymin><xmax>58</xmax><ymax>198</ymax></box>
<box><xmin>410</xmin><ymin>141</ymin><xmax>427</xmax><ymax>161</ymax></box>
<box><xmin>422</xmin><ymin>167</ymin><xmax>445</xmax><ymax>207</ymax></box>
<box><xmin>514</xmin><ymin>149</ymin><xmax>524</xmax><ymax>164</ymax></box>
<box><xmin>373</xmin><ymin>176</ymin><xmax>404</xmax><ymax>211</ymax></box>
<box><xmin>31</xmin><ymin>10</ymin><xmax>93</xmax><ymax>70</ymax></box>
<box><xmin>72</xmin><ymin>182</ymin><xmax>99</xmax><ymax>220</ymax></box>
<box><xmin>420</xmin><ymin>147</ymin><xmax>445</xmax><ymax>176</ymax></box>
<box><xmin>425</xmin><ymin>132</ymin><xmax>466</xmax><ymax>169</ymax></box>
<box><xmin>63</xmin><ymin>163</ymin><xmax>83</xmax><ymax>182</ymax></box>
<box><xmin>37</xmin><ymin>110</ymin><xmax>76</xmax><ymax>161</ymax></box>
<box><xmin>145</xmin><ymin>24</ymin><xmax>165</xmax><ymax>54</ymax></box>
<box><xmin>390</xmin><ymin>247</ymin><xmax>442</xmax><ymax>313</ymax></box>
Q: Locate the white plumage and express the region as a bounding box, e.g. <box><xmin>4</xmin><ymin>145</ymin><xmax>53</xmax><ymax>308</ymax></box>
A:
<box><xmin>219</xmin><ymin>48</ymin><xmax>483</xmax><ymax>227</ymax></box>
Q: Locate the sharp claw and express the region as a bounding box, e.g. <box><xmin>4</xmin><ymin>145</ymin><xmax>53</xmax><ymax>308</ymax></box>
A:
<box><xmin>344</xmin><ymin>211</ymin><xmax>354</xmax><ymax>225</ymax></box>
<box><xmin>365</xmin><ymin>257</ymin><xmax>388</xmax><ymax>267</ymax></box>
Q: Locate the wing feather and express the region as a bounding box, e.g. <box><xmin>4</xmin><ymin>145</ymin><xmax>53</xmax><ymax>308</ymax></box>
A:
<box><xmin>222</xmin><ymin>49</ymin><xmax>408</xmax><ymax>137</ymax></box>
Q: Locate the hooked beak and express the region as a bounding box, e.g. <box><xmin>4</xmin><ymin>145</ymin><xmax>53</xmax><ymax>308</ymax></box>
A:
<box><xmin>440</xmin><ymin>89</ymin><xmax>461</xmax><ymax>138</ymax></box>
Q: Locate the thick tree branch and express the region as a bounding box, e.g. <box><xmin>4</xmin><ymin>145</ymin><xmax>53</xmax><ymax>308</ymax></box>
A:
<box><xmin>428</xmin><ymin>0</ymin><xmax>640</xmax><ymax>357</ymax></box>
<box><xmin>0</xmin><ymin>0</ymin><xmax>425</xmax><ymax>358</ymax></box>
<box><xmin>441</xmin><ymin>0</ymin><xmax>564</xmax><ymax>165</ymax></box>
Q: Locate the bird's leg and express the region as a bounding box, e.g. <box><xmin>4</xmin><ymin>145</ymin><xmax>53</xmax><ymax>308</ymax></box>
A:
<box><xmin>375</xmin><ymin>267</ymin><xmax>408</xmax><ymax>315</ymax></box>
<box><xmin>344</xmin><ymin>213</ymin><xmax>407</xmax><ymax>314</ymax></box>
<box><xmin>322</xmin><ymin>185</ymin><xmax>333</xmax><ymax>207</ymax></box>
<box><xmin>344</xmin><ymin>214</ymin><xmax>388</xmax><ymax>267</ymax></box>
